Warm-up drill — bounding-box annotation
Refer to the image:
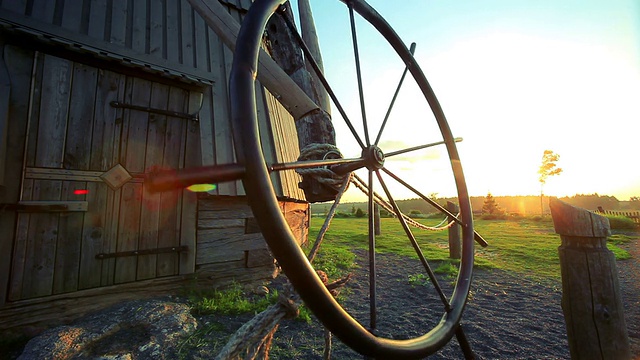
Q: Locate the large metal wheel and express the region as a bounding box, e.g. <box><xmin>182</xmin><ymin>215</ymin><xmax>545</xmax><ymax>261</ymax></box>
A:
<box><xmin>231</xmin><ymin>0</ymin><xmax>478</xmax><ymax>358</ymax></box>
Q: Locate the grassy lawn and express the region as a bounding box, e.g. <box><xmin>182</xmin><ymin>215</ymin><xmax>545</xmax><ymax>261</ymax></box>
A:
<box><xmin>308</xmin><ymin>216</ymin><xmax>635</xmax><ymax>281</ymax></box>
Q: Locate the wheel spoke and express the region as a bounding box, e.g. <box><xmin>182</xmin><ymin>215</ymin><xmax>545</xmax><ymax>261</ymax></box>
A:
<box><xmin>367</xmin><ymin>170</ymin><xmax>377</xmax><ymax>331</ymax></box>
<box><xmin>277</xmin><ymin>8</ymin><xmax>366</xmax><ymax>149</ymax></box>
<box><xmin>307</xmin><ymin>175</ymin><xmax>352</xmax><ymax>263</ymax></box>
<box><xmin>374</xmin><ymin>42</ymin><xmax>416</xmax><ymax>146</ymax></box>
<box><xmin>348</xmin><ymin>2</ymin><xmax>371</xmax><ymax>146</ymax></box>
<box><xmin>382</xmin><ymin>168</ymin><xmax>489</xmax><ymax>247</ymax></box>
<box><xmin>376</xmin><ymin>171</ymin><xmax>451</xmax><ymax>310</ymax></box>
<box><xmin>268</xmin><ymin>157</ymin><xmax>363</xmax><ymax>172</ymax></box>
<box><xmin>384</xmin><ymin>138</ymin><xmax>462</xmax><ymax>159</ymax></box>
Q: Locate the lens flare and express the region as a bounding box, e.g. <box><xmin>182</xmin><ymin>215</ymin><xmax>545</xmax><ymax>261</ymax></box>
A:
<box><xmin>186</xmin><ymin>184</ymin><xmax>217</xmax><ymax>192</ymax></box>
<box><xmin>74</xmin><ymin>189</ymin><xmax>89</xmax><ymax>195</ymax></box>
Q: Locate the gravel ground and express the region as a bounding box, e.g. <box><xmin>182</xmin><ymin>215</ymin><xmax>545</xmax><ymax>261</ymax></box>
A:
<box><xmin>9</xmin><ymin>236</ymin><xmax>637</xmax><ymax>359</ymax></box>
<box><xmin>192</xmin><ymin>239</ymin><xmax>639</xmax><ymax>359</ymax></box>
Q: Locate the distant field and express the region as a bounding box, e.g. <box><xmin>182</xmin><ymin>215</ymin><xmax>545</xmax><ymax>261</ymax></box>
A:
<box><xmin>307</xmin><ymin>217</ymin><xmax>635</xmax><ymax>280</ymax></box>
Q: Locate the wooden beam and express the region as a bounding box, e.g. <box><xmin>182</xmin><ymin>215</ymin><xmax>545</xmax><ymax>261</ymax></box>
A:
<box><xmin>186</xmin><ymin>0</ymin><xmax>319</xmax><ymax>120</ymax></box>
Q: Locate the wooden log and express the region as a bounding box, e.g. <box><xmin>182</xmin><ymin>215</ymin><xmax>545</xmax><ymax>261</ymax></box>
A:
<box><xmin>549</xmin><ymin>198</ymin><xmax>631</xmax><ymax>360</ymax></box>
<box><xmin>447</xmin><ymin>201</ymin><xmax>461</xmax><ymax>259</ymax></box>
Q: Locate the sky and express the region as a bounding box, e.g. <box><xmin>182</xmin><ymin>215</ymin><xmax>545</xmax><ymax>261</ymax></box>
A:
<box><xmin>289</xmin><ymin>0</ymin><xmax>640</xmax><ymax>201</ymax></box>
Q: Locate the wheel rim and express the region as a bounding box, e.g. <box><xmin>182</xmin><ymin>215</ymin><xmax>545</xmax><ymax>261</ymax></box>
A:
<box><xmin>230</xmin><ymin>0</ymin><xmax>475</xmax><ymax>358</ymax></box>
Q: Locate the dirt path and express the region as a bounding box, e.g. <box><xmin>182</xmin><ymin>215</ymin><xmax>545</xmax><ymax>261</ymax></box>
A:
<box><xmin>618</xmin><ymin>238</ymin><xmax>640</xmax><ymax>358</ymax></box>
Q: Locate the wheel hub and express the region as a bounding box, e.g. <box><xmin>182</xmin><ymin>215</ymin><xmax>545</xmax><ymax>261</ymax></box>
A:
<box><xmin>363</xmin><ymin>145</ymin><xmax>385</xmax><ymax>170</ymax></box>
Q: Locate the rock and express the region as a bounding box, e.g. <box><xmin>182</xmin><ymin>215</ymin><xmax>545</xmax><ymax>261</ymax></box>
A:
<box><xmin>18</xmin><ymin>298</ymin><xmax>197</xmax><ymax>360</ymax></box>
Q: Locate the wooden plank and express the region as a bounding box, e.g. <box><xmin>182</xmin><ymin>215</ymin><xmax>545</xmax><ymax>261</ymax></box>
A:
<box><xmin>113</xmin><ymin>182</ymin><xmax>142</xmax><ymax>284</ymax></box>
<box><xmin>24</xmin><ymin>53</ymin><xmax>43</xmax><ymax>168</ymax></box>
<box><xmin>21</xmin><ymin>179</ymin><xmax>61</xmax><ymax>299</ymax></box>
<box><xmin>1</xmin><ymin>0</ymin><xmax>28</xmax><ymax>13</ymax></box>
<box><xmin>246</xmin><ymin>248</ymin><xmax>273</xmax><ymax>268</ymax></box>
<box><xmin>149</xmin><ymin>0</ymin><xmax>164</xmax><ymax>57</ymax></box>
<box><xmin>100</xmin><ymin>75</ymin><xmax>130</xmax><ymax>286</ymax></box>
<box><xmin>264</xmin><ymin>88</ymin><xmax>304</xmax><ymax>200</ymax></box>
<box><xmin>25</xmin><ymin>167</ymin><xmax>103</xmax><ymax>180</ymax></box>
<box><xmin>193</xmin><ymin>10</ymin><xmax>209</xmax><ymax>71</ymax></box>
<box><xmin>60</xmin><ymin>0</ymin><xmax>83</xmax><ymax>32</ymax></box>
<box><xmin>155</xmin><ymin>86</ymin><xmax>187</xmax><ymax>277</ymax></box>
<box><xmin>180</xmin><ymin>0</ymin><xmax>195</xmax><ymax>67</ymax></box>
<box><xmin>100</xmin><ymin>187</ymin><xmax>121</xmax><ymax>287</ymax></box>
<box><xmin>165</xmin><ymin>0</ymin><xmax>180</xmax><ymax>64</ymax></box>
<box><xmin>197</xmin><ymin>218</ymin><xmax>244</xmax><ymax>229</ymax></box>
<box><xmin>90</xmin><ymin>70</ymin><xmax>125</xmax><ymax>171</ymax></box>
<box><xmin>30</xmin><ymin>0</ymin><xmax>56</xmax><ymax>23</ymax></box>
<box><xmin>196</xmin><ymin>87</ymin><xmax>215</xmax><ymax>166</ymax></box>
<box><xmin>78</xmin><ymin>182</ymin><xmax>109</xmax><ymax>290</ymax></box>
<box><xmin>109</xmin><ymin>0</ymin><xmax>128</xmax><ymax>46</ymax></box>
<box><xmin>52</xmin><ymin>181</ymin><xmax>85</xmax><ymax>295</ymax></box>
<box><xmin>255</xmin><ymin>83</ymin><xmax>283</xmax><ymax>197</ymax></box>
<box><xmin>198</xmin><ymin>206</ymin><xmax>254</xmax><ymax>220</ymax></box>
<box><xmin>131</xmin><ymin>0</ymin><xmax>147</xmax><ymax>53</ymax></box>
<box><xmin>225</xmin><ymin>6</ymin><xmax>244</xmax><ymax>196</ymax></box>
<box><xmin>8</xmin><ymin>180</ymin><xmax>33</xmax><ymax>301</ymax></box>
<box><xmin>197</xmin><ymin>226</ymin><xmax>244</xmax><ymax>245</ymax></box>
<box><xmin>64</xmin><ymin>63</ymin><xmax>98</xmax><ymax>170</ymax></box>
<box><xmin>87</xmin><ymin>0</ymin><xmax>109</xmax><ymax>40</ymax></box>
<box><xmin>209</xmin><ymin>32</ymin><xmax>235</xmax><ymax>195</ymax></box>
<box><xmin>35</xmin><ymin>55</ymin><xmax>71</xmax><ymax>168</ymax></box>
<box><xmin>0</xmin><ymin>45</ymin><xmax>33</xmax><ymax>306</ymax></box>
<box><xmin>123</xmin><ymin>77</ymin><xmax>151</xmax><ymax>173</ymax></box>
<box><xmin>136</xmin><ymin>82</ymin><xmax>170</xmax><ymax>280</ymax></box>
<box><xmin>197</xmin><ymin>232</ymin><xmax>268</xmax><ymax>265</ymax></box>
<box><xmin>180</xmin><ymin>93</ymin><xmax>200</xmax><ymax>275</ymax></box>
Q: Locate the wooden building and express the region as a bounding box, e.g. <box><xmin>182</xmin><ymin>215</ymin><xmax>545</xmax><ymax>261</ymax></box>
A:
<box><xmin>0</xmin><ymin>0</ymin><xmax>310</xmax><ymax>331</ymax></box>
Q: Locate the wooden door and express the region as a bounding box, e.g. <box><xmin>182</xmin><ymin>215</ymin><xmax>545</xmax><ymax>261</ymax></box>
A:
<box><xmin>7</xmin><ymin>51</ymin><xmax>198</xmax><ymax>301</ymax></box>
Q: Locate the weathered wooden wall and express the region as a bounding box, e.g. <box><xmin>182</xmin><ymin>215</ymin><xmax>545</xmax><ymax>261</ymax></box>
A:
<box><xmin>0</xmin><ymin>196</ymin><xmax>308</xmax><ymax>332</ymax></box>
<box><xmin>0</xmin><ymin>0</ymin><xmax>310</xmax><ymax>331</ymax></box>
<box><xmin>1</xmin><ymin>46</ymin><xmax>199</xmax><ymax>304</ymax></box>
<box><xmin>0</xmin><ymin>0</ymin><xmax>304</xmax><ymax>199</ymax></box>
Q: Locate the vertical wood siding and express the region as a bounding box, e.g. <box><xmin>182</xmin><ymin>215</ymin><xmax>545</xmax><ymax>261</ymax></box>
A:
<box><xmin>0</xmin><ymin>0</ymin><xmax>304</xmax><ymax>199</ymax></box>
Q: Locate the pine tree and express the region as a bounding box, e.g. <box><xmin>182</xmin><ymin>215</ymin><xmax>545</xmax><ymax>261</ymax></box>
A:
<box><xmin>482</xmin><ymin>192</ymin><xmax>504</xmax><ymax>215</ymax></box>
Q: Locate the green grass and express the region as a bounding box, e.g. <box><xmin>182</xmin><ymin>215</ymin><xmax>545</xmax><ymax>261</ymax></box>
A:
<box><xmin>309</xmin><ymin>216</ymin><xmax>636</xmax><ymax>281</ymax></box>
<box><xmin>189</xmin><ymin>283</ymin><xmax>278</xmax><ymax>316</ymax></box>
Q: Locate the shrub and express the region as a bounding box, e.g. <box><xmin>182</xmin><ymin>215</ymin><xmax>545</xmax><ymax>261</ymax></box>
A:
<box><xmin>354</xmin><ymin>208</ymin><xmax>366</xmax><ymax>218</ymax></box>
<box><xmin>480</xmin><ymin>213</ymin><xmax>508</xmax><ymax>220</ymax></box>
<box><xmin>605</xmin><ymin>215</ymin><xmax>638</xmax><ymax>230</ymax></box>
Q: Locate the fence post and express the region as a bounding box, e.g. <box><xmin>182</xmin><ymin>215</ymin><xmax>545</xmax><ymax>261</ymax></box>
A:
<box><xmin>374</xmin><ymin>203</ymin><xmax>381</xmax><ymax>235</ymax></box>
<box><xmin>549</xmin><ymin>198</ymin><xmax>631</xmax><ymax>360</ymax></box>
<box><xmin>447</xmin><ymin>201</ymin><xmax>461</xmax><ymax>259</ymax></box>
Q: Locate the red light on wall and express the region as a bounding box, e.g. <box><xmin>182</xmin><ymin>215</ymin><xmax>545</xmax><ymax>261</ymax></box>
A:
<box><xmin>74</xmin><ymin>189</ymin><xmax>89</xmax><ymax>195</ymax></box>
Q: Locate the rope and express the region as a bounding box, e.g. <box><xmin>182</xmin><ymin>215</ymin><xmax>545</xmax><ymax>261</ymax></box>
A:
<box><xmin>295</xmin><ymin>143</ymin><xmax>348</xmax><ymax>191</ymax></box>
<box><xmin>350</xmin><ymin>174</ymin><xmax>457</xmax><ymax>231</ymax></box>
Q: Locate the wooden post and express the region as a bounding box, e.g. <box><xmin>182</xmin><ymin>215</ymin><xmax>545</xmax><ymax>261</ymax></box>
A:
<box><xmin>374</xmin><ymin>203</ymin><xmax>381</xmax><ymax>235</ymax></box>
<box><xmin>298</xmin><ymin>0</ymin><xmax>331</xmax><ymax>116</ymax></box>
<box><xmin>549</xmin><ymin>198</ymin><xmax>631</xmax><ymax>360</ymax></box>
<box><xmin>446</xmin><ymin>201</ymin><xmax>461</xmax><ymax>259</ymax></box>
